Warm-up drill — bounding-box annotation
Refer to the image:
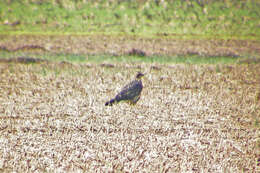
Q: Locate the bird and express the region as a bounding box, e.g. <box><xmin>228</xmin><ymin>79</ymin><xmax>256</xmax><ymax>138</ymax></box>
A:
<box><xmin>105</xmin><ymin>72</ymin><xmax>145</xmax><ymax>106</ymax></box>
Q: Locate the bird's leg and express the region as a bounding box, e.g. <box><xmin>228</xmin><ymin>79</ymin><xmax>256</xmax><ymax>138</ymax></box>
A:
<box><xmin>131</xmin><ymin>95</ymin><xmax>140</xmax><ymax>105</ymax></box>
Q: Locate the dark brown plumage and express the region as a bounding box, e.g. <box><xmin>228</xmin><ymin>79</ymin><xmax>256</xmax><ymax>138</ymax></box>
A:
<box><xmin>105</xmin><ymin>72</ymin><xmax>144</xmax><ymax>106</ymax></box>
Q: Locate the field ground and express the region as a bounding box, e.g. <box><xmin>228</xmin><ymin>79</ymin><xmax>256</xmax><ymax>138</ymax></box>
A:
<box><xmin>0</xmin><ymin>34</ymin><xmax>260</xmax><ymax>59</ymax></box>
<box><xmin>0</xmin><ymin>60</ymin><xmax>259</xmax><ymax>172</ymax></box>
<box><xmin>0</xmin><ymin>28</ymin><xmax>260</xmax><ymax>172</ymax></box>
<box><xmin>1</xmin><ymin>0</ymin><xmax>260</xmax><ymax>172</ymax></box>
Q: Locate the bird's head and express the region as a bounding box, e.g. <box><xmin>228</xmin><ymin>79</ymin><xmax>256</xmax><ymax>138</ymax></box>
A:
<box><xmin>136</xmin><ymin>72</ymin><xmax>145</xmax><ymax>79</ymax></box>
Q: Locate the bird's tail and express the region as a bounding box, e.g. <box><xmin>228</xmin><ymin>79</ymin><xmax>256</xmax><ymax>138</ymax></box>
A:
<box><xmin>105</xmin><ymin>98</ymin><xmax>116</xmax><ymax>106</ymax></box>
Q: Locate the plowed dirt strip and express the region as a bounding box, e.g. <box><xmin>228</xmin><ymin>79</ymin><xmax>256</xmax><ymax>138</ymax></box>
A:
<box><xmin>0</xmin><ymin>35</ymin><xmax>260</xmax><ymax>56</ymax></box>
<box><xmin>0</xmin><ymin>63</ymin><xmax>259</xmax><ymax>172</ymax></box>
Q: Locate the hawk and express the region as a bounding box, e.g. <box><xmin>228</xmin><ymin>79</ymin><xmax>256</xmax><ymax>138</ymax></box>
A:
<box><xmin>105</xmin><ymin>72</ymin><xmax>144</xmax><ymax>106</ymax></box>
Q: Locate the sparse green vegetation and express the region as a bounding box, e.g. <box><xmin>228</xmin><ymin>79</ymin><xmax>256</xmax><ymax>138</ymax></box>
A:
<box><xmin>0</xmin><ymin>51</ymin><xmax>242</xmax><ymax>64</ymax></box>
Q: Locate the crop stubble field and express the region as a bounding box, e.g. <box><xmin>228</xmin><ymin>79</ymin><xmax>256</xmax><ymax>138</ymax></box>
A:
<box><xmin>1</xmin><ymin>0</ymin><xmax>260</xmax><ymax>171</ymax></box>
<box><xmin>0</xmin><ymin>60</ymin><xmax>259</xmax><ymax>172</ymax></box>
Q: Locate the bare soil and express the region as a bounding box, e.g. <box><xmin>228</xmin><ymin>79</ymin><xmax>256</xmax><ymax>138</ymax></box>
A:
<box><xmin>0</xmin><ymin>35</ymin><xmax>260</xmax><ymax>57</ymax></box>
<box><xmin>0</xmin><ymin>61</ymin><xmax>259</xmax><ymax>172</ymax></box>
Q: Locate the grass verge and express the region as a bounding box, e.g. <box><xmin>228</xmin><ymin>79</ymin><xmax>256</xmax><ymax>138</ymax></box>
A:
<box><xmin>1</xmin><ymin>0</ymin><xmax>260</xmax><ymax>39</ymax></box>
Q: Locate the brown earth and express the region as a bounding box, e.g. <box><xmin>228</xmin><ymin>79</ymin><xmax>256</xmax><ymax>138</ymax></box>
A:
<box><xmin>0</xmin><ymin>35</ymin><xmax>260</xmax><ymax>57</ymax></box>
<box><xmin>0</xmin><ymin>61</ymin><xmax>259</xmax><ymax>172</ymax></box>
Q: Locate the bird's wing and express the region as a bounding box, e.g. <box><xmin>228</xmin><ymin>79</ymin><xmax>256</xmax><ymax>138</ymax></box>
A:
<box><xmin>115</xmin><ymin>80</ymin><xmax>142</xmax><ymax>101</ymax></box>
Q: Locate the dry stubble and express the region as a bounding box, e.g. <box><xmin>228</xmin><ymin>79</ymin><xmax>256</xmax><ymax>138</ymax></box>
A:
<box><xmin>0</xmin><ymin>62</ymin><xmax>259</xmax><ymax>172</ymax></box>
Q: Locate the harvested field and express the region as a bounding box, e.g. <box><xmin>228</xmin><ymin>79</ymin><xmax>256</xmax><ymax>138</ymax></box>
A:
<box><xmin>0</xmin><ymin>62</ymin><xmax>259</xmax><ymax>172</ymax></box>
